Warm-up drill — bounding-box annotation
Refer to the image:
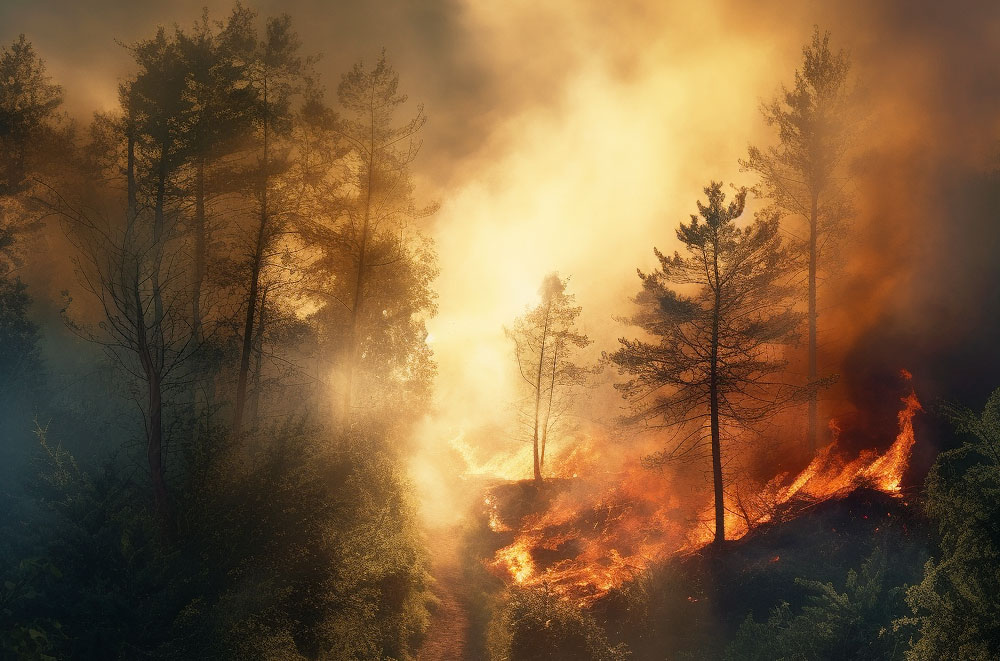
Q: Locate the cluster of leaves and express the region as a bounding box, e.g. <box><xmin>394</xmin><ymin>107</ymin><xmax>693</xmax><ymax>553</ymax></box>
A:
<box><xmin>0</xmin><ymin>9</ymin><xmax>440</xmax><ymax>658</ymax></box>
<box><xmin>896</xmin><ymin>389</ymin><xmax>1000</xmax><ymax>660</ymax></box>
<box><xmin>486</xmin><ymin>587</ymin><xmax>628</xmax><ymax>661</ymax></box>
<box><xmin>726</xmin><ymin>549</ymin><xmax>909</xmax><ymax>660</ymax></box>
<box><xmin>1</xmin><ymin>423</ymin><xmax>431</xmax><ymax>660</ymax></box>
<box><xmin>506</xmin><ymin>273</ymin><xmax>592</xmax><ymax>481</ymax></box>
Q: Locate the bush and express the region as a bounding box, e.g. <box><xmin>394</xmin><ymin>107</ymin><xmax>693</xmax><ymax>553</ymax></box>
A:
<box><xmin>726</xmin><ymin>548</ymin><xmax>910</xmax><ymax>661</ymax></box>
<box><xmin>486</xmin><ymin>586</ymin><xmax>628</xmax><ymax>661</ymax></box>
<box><xmin>2</xmin><ymin>423</ymin><xmax>432</xmax><ymax>660</ymax></box>
<box><xmin>897</xmin><ymin>390</ymin><xmax>1000</xmax><ymax>660</ymax></box>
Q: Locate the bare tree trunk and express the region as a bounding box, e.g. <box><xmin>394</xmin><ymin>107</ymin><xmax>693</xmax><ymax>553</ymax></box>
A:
<box><xmin>191</xmin><ymin>157</ymin><xmax>206</xmax><ymax>343</ymax></box>
<box><xmin>126</xmin><ymin>126</ymin><xmax>167</xmax><ymax>515</ymax></box>
<box><xmin>234</xmin><ymin>79</ymin><xmax>269</xmax><ymax>437</ymax></box>
<box><xmin>709</xmin><ymin>364</ymin><xmax>724</xmax><ymax>545</ymax></box>
<box><xmin>532</xmin><ymin>302</ymin><xmax>552</xmax><ymax>484</ymax></box>
<box><xmin>342</xmin><ymin>210</ymin><xmax>368</xmax><ymax>423</ymax></box>
<box><xmin>151</xmin><ymin>141</ymin><xmax>168</xmax><ymax>353</ymax></box>
<box><xmin>540</xmin><ymin>339</ymin><xmax>559</xmax><ymax>471</ymax></box>
<box><xmin>141</xmin><ymin>336</ymin><xmax>168</xmax><ymax>514</ymax></box>
<box><xmin>342</xmin><ymin>98</ymin><xmax>378</xmax><ymax>426</ymax></box>
<box><xmin>807</xmin><ymin>192</ymin><xmax>819</xmax><ymax>455</ymax></box>
<box><xmin>135</xmin><ymin>265</ymin><xmax>168</xmax><ymax>515</ymax></box>
<box><xmin>126</xmin><ymin>127</ymin><xmax>137</xmax><ymax>215</ymax></box>
<box><xmin>248</xmin><ymin>285</ymin><xmax>268</xmax><ymax>429</ymax></box>
<box><xmin>189</xmin><ymin>157</ymin><xmax>207</xmax><ymax>439</ymax></box>
<box><xmin>234</xmin><ymin>207</ymin><xmax>265</xmax><ymax>436</ymax></box>
<box><xmin>710</xmin><ymin>237</ymin><xmax>725</xmax><ymax>546</ymax></box>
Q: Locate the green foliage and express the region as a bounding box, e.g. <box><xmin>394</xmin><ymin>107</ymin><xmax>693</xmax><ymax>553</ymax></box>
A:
<box><xmin>741</xmin><ymin>26</ymin><xmax>855</xmax><ymax>242</ymax></box>
<box><xmin>0</xmin><ymin>276</ymin><xmax>41</xmax><ymax>400</ymax></box>
<box><xmin>610</xmin><ymin>181</ymin><xmax>800</xmax><ymax>446</ymax></box>
<box><xmin>896</xmin><ymin>390</ymin><xmax>1000</xmax><ymax>660</ymax></box>
<box><xmin>2</xmin><ymin>423</ymin><xmax>431</xmax><ymax>660</ymax></box>
<box><xmin>726</xmin><ymin>548</ymin><xmax>907</xmax><ymax>661</ymax></box>
<box><xmin>1</xmin><ymin>15</ymin><xmax>441</xmax><ymax>661</ymax></box>
<box><xmin>486</xmin><ymin>587</ymin><xmax>629</xmax><ymax>661</ymax></box>
<box><xmin>171</xmin><ymin>424</ymin><xmax>432</xmax><ymax>660</ymax></box>
<box><xmin>1</xmin><ymin>557</ymin><xmax>63</xmax><ymax>661</ymax></box>
<box><xmin>25</xmin><ymin>429</ymin><xmax>183</xmax><ymax>658</ymax></box>
<box><xmin>0</xmin><ymin>34</ymin><xmax>63</xmax><ymax>195</ymax></box>
<box><xmin>0</xmin><ymin>275</ymin><xmax>45</xmax><ymax>508</ymax></box>
<box><xmin>299</xmin><ymin>50</ymin><xmax>438</xmax><ymax>431</ymax></box>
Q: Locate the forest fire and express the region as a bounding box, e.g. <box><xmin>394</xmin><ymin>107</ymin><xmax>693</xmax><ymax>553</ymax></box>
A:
<box><xmin>485</xmin><ymin>385</ymin><xmax>922</xmax><ymax>605</ymax></box>
<box><xmin>0</xmin><ymin>0</ymin><xmax>996</xmax><ymax>657</ymax></box>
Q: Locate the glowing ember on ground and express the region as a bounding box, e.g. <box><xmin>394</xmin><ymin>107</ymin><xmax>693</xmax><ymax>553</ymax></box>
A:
<box><xmin>486</xmin><ymin>384</ymin><xmax>922</xmax><ymax>605</ymax></box>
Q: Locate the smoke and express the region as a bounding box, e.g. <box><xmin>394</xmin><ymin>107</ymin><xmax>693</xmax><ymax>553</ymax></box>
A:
<box><xmin>415</xmin><ymin>0</ymin><xmax>1000</xmax><ymax>520</ymax></box>
<box><xmin>1</xmin><ymin>0</ymin><xmax>997</xmax><ymax>521</ymax></box>
<box><xmin>817</xmin><ymin>0</ymin><xmax>1000</xmax><ymax>472</ymax></box>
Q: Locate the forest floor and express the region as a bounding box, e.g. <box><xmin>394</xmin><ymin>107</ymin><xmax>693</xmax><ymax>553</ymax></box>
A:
<box><xmin>417</xmin><ymin>525</ymin><xmax>472</xmax><ymax>661</ymax></box>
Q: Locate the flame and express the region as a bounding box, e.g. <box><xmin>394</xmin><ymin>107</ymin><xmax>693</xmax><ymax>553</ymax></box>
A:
<box><xmin>773</xmin><ymin>390</ymin><xmax>921</xmax><ymax>502</ymax></box>
<box><xmin>485</xmin><ymin>386</ymin><xmax>922</xmax><ymax>605</ymax></box>
<box><xmin>485</xmin><ymin>496</ymin><xmax>512</xmax><ymax>532</ymax></box>
<box><xmin>495</xmin><ymin>538</ymin><xmax>536</xmax><ymax>583</ymax></box>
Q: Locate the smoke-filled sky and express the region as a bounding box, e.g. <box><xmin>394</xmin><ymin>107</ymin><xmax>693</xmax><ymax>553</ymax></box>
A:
<box><xmin>4</xmin><ymin>0</ymin><xmax>999</xmax><ymax>518</ymax></box>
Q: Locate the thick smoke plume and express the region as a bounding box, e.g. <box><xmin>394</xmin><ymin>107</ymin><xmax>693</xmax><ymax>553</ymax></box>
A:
<box><xmin>1</xmin><ymin>0</ymin><xmax>998</xmax><ymax>520</ymax></box>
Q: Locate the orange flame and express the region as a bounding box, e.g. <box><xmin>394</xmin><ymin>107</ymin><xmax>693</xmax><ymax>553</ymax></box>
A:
<box><xmin>486</xmin><ymin>386</ymin><xmax>922</xmax><ymax>605</ymax></box>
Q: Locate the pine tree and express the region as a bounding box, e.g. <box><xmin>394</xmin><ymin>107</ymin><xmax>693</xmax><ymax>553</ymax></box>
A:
<box><xmin>741</xmin><ymin>27</ymin><xmax>856</xmax><ymax>455</ymax></box>
<box><xmin>229</xmin><ymin>11</ymin><xmax>306</xmax><ymax>436</ymax></box>
<box><xmin>897</xmin><ymin>390</ymin><xmax>1000</xmax><ymax>659</ymax></box>
<box><xmin>0</xmin><ymin>34</ymin><xmax>63</xmax><ymax>274</ymax></box>
<box><xmin>327</xmin><ymin>51</ymin><xmax>435</xmax><ymax>426</ymax></box>
<box><xmin>0</xmin><ymin>34</ymin><xmax>63</xmax><ymax>197</ymax></box>
<box><xmin>609</xmin><ymin>182</ymin><xmax>799</xmax><ymax>544</ymax></box>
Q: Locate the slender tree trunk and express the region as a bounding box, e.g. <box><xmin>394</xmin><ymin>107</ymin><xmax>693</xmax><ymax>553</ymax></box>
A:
<box><xmin>150</xmin><ymin>147</ymin><xmax>169</xmax><ymax>483</ymax></box>
<box><xmin>152</xmin><ymin>142</ymin><xmax>168</xmax><ymax>347</ymax></box>
<box><xmin>807</xmin><ymin>192</ymin><xmax>819</xmax><ymax>455</ymax></box>
<box><xmin>234</xmin><ymin>79</ymin><xmax>269</xmax><ymax>436</ymax></box>
<box><xmin>189</xmin><ymin>157</ymin><xmax>207</xmax><ymax>438</ymax></box>
<box><xmin>248</xmin><ymin>285</ymin><xmax>268</xmax><ymax>429</ymax></box>
<box><xmin>342</xmin><ymin>208</ymin><xmax>369</xmax><ymax>423</ymax></box>
<box><xmin>234</xmin><ymin>201</ymin><xmax>266</xmax><ymax>436</ymax></box>
<box><xmin>709</xmin><ymin>354</ymin><xmax>724</xmax><ymax>545</ymax></box>
<box><xmin>133</xmin><ymin>259</ymin><xmax>167</xmax><ymax>515</ymax></box>
<box><xmin>191</xmin><ymin>157</ymin><xmax>206</xmax><ymax>343</ymax></box>
<box><xmin>710</xmin><ymin>238</ymin><xmax>725</xmax><ymax>545</ymax></box>
<box><xmin>342</xmin><ymin>95</ymin><xmax>378</xmax><ymax>425</ymax></box>
<box><xmin>126</xmin><ymin>126</ymin><xmax>137</xmax><ymax>217</ymax></box>
<box><xmin>540</xmin><ymin>338</ymin><xmax>559</xmax><ymax>471</ymax></box>
<box><xmin>532</xmin><ymin>302</ymin><xmax>552</xmax><ymax>484</ymax></box>
<box><xmin>140</xmin><ymin>330</ymin><xmax>167</xmax><ymax>514</ymax></box>
<box><xmin>127</xmin><ymin>128</ymin><xmax>166</xmax><ymax>515</ymax></box>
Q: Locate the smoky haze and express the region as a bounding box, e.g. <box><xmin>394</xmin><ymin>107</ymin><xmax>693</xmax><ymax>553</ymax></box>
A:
<box><xmin>2</xmin><ymin>0</ymin><xmax>999</xmax><ymax>522</ymax></box>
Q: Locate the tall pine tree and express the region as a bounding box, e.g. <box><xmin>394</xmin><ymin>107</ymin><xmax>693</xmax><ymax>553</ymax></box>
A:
<box><xmin>741</xmin><ymin>28</ymin><xmax>856</xmax><ymax>455</ymax></box>
<box><xmin>610</xmin><ymin>182</ymin><xmax>799</xmax><ymax>544</ymax></box>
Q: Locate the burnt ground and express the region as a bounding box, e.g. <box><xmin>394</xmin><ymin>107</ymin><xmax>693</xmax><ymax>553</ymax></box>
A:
<box><xmin>464</xmin><ymin>480</ymin><xmax>932</xmax><ymax>659</ymax></box>
<box><xmin>595</xmin><ymin>487</ymin><xmax>932</xmax><ymax>658</ymax></box>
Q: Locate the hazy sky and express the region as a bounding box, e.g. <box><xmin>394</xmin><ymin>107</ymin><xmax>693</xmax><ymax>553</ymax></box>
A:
<box><xmin>4</xmin><ymin>0</ymin><xmax>999</xmax><ymax>519</ymax></box>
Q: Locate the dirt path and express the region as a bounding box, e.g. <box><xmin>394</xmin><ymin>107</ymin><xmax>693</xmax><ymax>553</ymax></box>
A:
<box><xmin>417</xmin><ymin>526</ymin><xmax>472</xmax><ymax>660</ymax></box>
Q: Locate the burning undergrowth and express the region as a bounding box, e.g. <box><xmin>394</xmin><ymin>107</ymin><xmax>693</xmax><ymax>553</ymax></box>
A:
<box><xmin>477</xmin><ymin>380</ymin><xmax>922</xmax><ymax>606</ymax></box>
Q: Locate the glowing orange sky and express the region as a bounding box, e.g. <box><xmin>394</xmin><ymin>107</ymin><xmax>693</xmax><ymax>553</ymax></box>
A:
<box><xmin>6</xmin><ymin>0</ymin><xmax>997</xmax><ymax>522</ymax></box>
<box><xmin>412</xmin><ymin>0</ymin><xmax>811</xmax><ymax>520</ymax></box>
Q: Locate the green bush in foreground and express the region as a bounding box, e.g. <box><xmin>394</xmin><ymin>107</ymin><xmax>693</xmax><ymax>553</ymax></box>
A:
<box><xmin>897</xmin><ymin>390</ymin><xmax>1000</xmax><ymax>660</ymax></box>
<box><xmin>487</xmin><ymin>586</ymin><xmax>628</xmax><ymax>661</ymax></box>
<box><xmin>2</xmin><ymin>424</ymin><xmax>432</xmax><ymax>660</ymax></box>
